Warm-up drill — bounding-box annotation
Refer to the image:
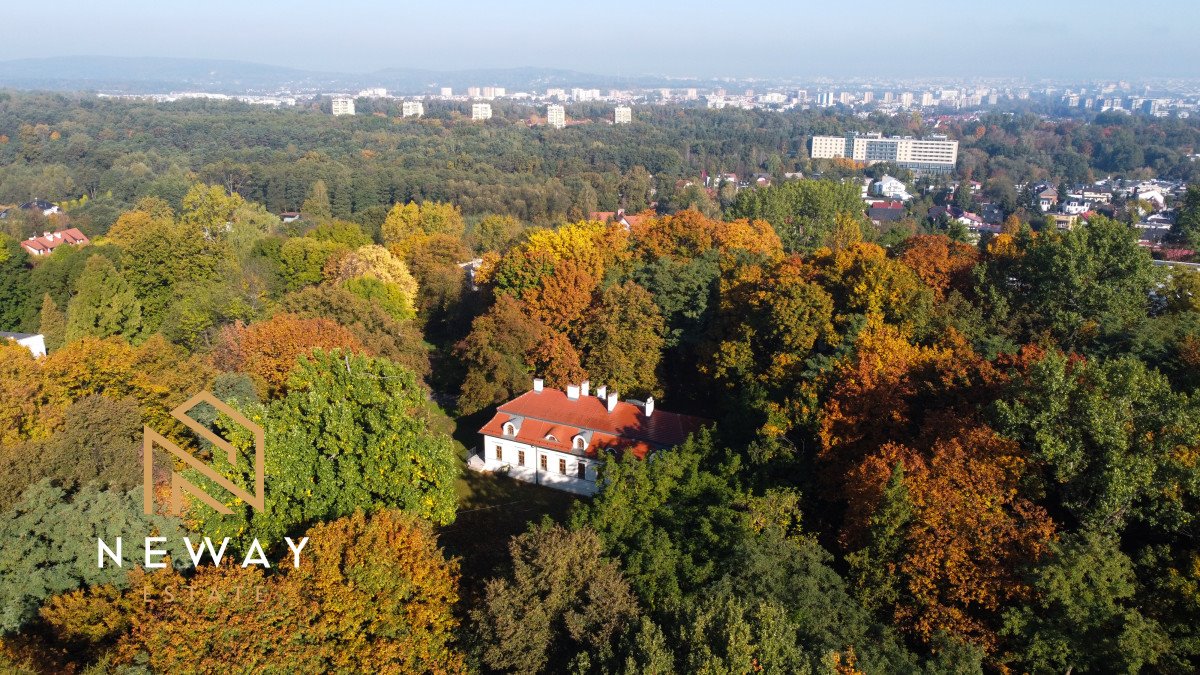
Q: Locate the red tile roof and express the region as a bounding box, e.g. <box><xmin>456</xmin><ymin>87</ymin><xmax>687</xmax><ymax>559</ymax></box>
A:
<box><xmin>479</xmin><ymin>386</ymin><xmax>708</xmax><ymax>460</ymax></box>
<box><xmin>20</xmin><ymin>228</ymin><xmax>89</xmax><ymax>255</ymax></box>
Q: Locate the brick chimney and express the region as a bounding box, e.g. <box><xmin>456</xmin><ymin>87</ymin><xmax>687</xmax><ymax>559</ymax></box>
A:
<box><xmin>644</xmin><ymin>396</ymin><xmax>655</xmax><ymax>418</ymax></box>
<box><xmin>533</xmin><ymin>377</ymin><xmax>544</xmax><ymax>392</ymax></box>
<box><xmin>606</xmin><ymin>391</ymin><xmax>618</xmax><ymax>412</ymax></box>
<box><xmin>567</xmin><ymin>385</ymin><xmax>580</xmax><ymax>400</ymax></box>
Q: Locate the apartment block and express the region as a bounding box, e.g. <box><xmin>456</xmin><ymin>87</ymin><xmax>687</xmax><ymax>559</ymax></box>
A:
<box><xmin>546</xmin><ymin>104</ymin><xmax>565</xmax><ymax>129</ymax></box>
<box><xmin>402</xmin><ymin>101</ymin><xmax>424</xmax><ymax>118</ymax></box>
<box><xmin>809</xmin><ymin>132</ymin><xmax>958</xmax><ymax>174</ymax></box>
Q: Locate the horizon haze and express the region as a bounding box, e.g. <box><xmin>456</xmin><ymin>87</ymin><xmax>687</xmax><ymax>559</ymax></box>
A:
<box><xmin>3</xmin><ymin>0</ymin><xmax>1198</xmax><ymax>80</ymax></box>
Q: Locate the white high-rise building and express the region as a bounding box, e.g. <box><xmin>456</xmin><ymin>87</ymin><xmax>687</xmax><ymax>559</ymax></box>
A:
<box><xmin>546</xmin><ymin>104</ymin><xmax>566</xmax><ymax>129</ymax></box>
<box><xmin>809</xmin><ymin>132</ymin><xmax>958</xmax><ymax>174</ymax></box>
<box><xmin>899</xmin><ymin>92</ymin><xmax>914</xmax><ymax>107</ymax></box>
<box><xmin>471</xmin><ymin>103</ymin><xmax>493</xmax><ymax>120</ymax></box>
<box><xmin>482</xmin><ymin>86</ymin><xmax>506</xmax><ymax>99</ymax></box>
<box><xmin>331</xmin><ymin>96</ymin><xmax>355</xmax><ymax>116</ymax></box>
<box><xmin>614</xmin><ymin>105</ymin><xmax>632</xmax><ymax>124</ymax></box>
<box><xmin>402</xmin><ymin>101</ymin><xmax>424</xmax><ymax>118</ymax></box>
<box><xmin>920</xmin><ymin>91</ymin><xmax>935</xmax><ymax>106</ymax></box>
<box><xmin>861</xmin><ymin>91</ymin><xmax>875</xmax><ymax>104</ymax></box>
<box><xmin>440</xmin><ymin>87</ymin><xmax>453</xmax><ymax>98</ymax></box>
<box><xmin>467</xmin><ymin>87</ymin><xmax>481</xmax><ymax>98</ymax></box>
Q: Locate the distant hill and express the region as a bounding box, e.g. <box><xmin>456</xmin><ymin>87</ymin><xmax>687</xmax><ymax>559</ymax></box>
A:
<box><xmin>0</xmin><ymin>56</ymin><xmax>709</xmax><ymax>95</ymax></box>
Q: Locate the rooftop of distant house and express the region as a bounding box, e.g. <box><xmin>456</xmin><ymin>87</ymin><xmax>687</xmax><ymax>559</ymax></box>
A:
<box><xmin>479</xmin><ymin>381</ymin><xmax>709</xmax><ymax>460</ymax></box>
<box><xmin>20</xmin><ymin>228</ymin><xmax>89</xmax><ymax>255</ymax></box>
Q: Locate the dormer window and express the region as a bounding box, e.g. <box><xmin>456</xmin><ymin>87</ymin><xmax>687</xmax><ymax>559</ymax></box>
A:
<box><xmin>545</xmin><ymin>433</ymin><xmax>559</xmax><ymax>443</ymax></box>
<box><xmin>574</xmin><ymin>436</ymin><xmax>587</xmax><ymax>450</ymax></box>
<box><xmin>503</xmin><ymin>423</ymin><xmax>516</xmax><ymax>437</ymax></box>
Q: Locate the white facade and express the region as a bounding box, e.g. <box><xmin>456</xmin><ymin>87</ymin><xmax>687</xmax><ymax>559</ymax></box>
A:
<box><xmin>440</xmin><ymin>87</ymin><xmax>453</xmax><ymax>97</ymax></box>
<box><xmin>546</xmin><ymin>104</ymin><xmax>566</xmax><ymax>129</ymax></box>
<box><xmin>1</xmin><ymin>332</ymin><xmax>46</xmax><ymax>357</ymax></box>
<box><xmin>402</xmin><ymin>101</ymin><xmax>425</xmax><ymax>118</ymax></box>
<box><xmin>477</xmin><ymin>433</ymin><xmax>599</xmax><ymax>496</ymax></box>
<box><xmin>471</xmin><ymin>103</ymin><xmax>493</xmax><ymax>120</ymax></box>
<box><xmin>331</xmin><ymin>96</ymin><xmax>355</xmax><ymax>116</ymax></box>
<box><xmin>810</xmin><ymin>132</ymin><xmax>958</xmax><ymax>174</ymax></box>
<box><xmin>614</xmin><ymin>105</ymin><xmax>632</xmax><ymax>124</ymax></box>
<box><xmin>872</xmin><ymin>174</ymin><xmax>912</xmax><ymax>200</ymax></box>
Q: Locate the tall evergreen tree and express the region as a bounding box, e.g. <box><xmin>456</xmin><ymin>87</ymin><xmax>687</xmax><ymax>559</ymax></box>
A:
<box><xmin>847</xmin><ymin>463</ymin><xmax>914</xmax><ymax>615</ymax></box>
<box><xmin>65</xmin><ymin>255</ymin><xmax>142</xmax><ymax>342</ymax></box>
<box><xmin>301</xmin><ymin>179</ymin><xmax>333</xmax><ymax>220</ymax></box>
<box><xmin>37</xmin><ymin>293</ymin><xmax>65</xmax><ymax>351</ymax></box>
<box><xmin>0</xmin><ymin>235</ymin><xmax>32</xmax><ymax>331</ymax></box>
<box><xmin>1171</xmin><ymin>184</ymin><xmax>1200</xmax><ymax>250</ymax></box>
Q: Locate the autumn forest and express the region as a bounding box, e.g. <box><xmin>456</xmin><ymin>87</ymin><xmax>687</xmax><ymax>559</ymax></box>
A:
<box><xmin>0</xmin><ymin>91</ymin><xmax>1199</xmax><ymax>674</ymax></box>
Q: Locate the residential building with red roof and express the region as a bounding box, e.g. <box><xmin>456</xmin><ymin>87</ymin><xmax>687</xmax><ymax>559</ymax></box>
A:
<box><xmin>20</xmin><ymin>228</ymin><xmax>90</xmax><ymax>256</ymax></box>
<box><xmin>474</xmin><ymin>378</ymin><xmax>708</xmax><ymax>495</ymax></box>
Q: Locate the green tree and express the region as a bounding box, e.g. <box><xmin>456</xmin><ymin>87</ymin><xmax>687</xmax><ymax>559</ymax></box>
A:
<box><xmin>37</xmin><ymin>293</ymin><xmax>65</xmax><ymax>351</ymax></box>
<box><xmin>982</xmin><ymin>216</ymin><xmax>1161</xmax><ymax>352</ymax></box>
<box><xmin>64</xmin><ymin>255</ymin><xmax>142</xmax><ymax>342</ymax></box>
<box><xmin>474</xmin><ymin>524</ymin><xmax>641</xmax><ymax>673</ymax></box>
<box><xmin>1169</xmin><ymin>184</ymin><xmax>1200</xmax><ymax>250</ymax></box>
<box><xmin>728</xmin><ymin>179</ymin><xmax>865</xmax><ymax>252</ymax></box>
<box><xmin>0</xmin><ymin>235</ymin><xmax>33</xmax><ymax>331</ymax></box>
<box><xmin>189</xmin><ymin>350</ymin><xmax>459</xmax><ymax>547</ymax></box>
<box><xmin>1002</xmin><ymin>530</ymin><xmax>1169</xmax><ymax>674</ymax></box>
<box><xmin>580</xmin><ymin>281</ymin><xmax>666</xmax><ymax>398</ymax></box>
<box><xmin>0</xmin><ymin>481</ymin><xmax>186</xmax><ymax>634</ymax></box>
<box><xmin>847</xmin><ymin>463</ymin><xmax>914</xmax><ymax>615</ymax></box>
<box><xmin>301</xmin><ymin>179</ymin><xmax>333</xmax><ymax>220</ymax></box>
<box><xmin>994</xmin><ymin>352</ymin><xmax>1200</xmax><ymax>533</ymax></box>
<box><xmin>179</xmin><ymin>182</ymin><xmax>245</xmax><ymax>233</ymax></box>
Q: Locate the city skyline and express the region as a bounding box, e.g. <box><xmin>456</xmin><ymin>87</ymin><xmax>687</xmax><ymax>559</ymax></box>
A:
<box><xmin>4</xmin><ymin>0</ymin><xmax>1198</xmax><ymax>80</ymax></box>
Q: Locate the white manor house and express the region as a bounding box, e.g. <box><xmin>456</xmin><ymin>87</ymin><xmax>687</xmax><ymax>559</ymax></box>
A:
<box><xmin>473</xmin><ymin>379</ymin><xmax>707</xmax><ymax>495</ymax></box>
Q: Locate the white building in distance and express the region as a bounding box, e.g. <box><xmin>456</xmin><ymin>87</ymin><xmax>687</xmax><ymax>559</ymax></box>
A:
<box><xmin>471</xmin><ymin>103</ymin><xmax>493</xmax><ymax>121</ymax></box>
<box><xmin>331</xmin><ymin>96</ymin><xmax>355</xmax><ymax>116</ymax></box>
<box><xmin>614</xmin><ymin>105</ymin><xmax>632</xmax><ymax>124</ymax></box>
<box><xmin>546</xmin><ymin>104</ymin><xmax>566</xmax><ymax>129</ymax></box>
<box><xmin>358</xmin><ymin>88</ymin><xmax>387</xmax><ymax>98</ymax></box>
<box><xmin>440</xmin><ymin>87</ymin><xmax>453</xmax><ymax>97</ymax></box>
<box><xmin>811</xmin><ymin>132</ymin><xmax>958</xmax><ymax>174</ymax></box>
<box><xmin>871</xmin><ymin>174</ymin><xmax>913</xmax><ymax>201</ymax></box>
<box><xmin>402</xmin><ymin>101</ymin><xmax>425</xmax><ymax>118</ymax></box>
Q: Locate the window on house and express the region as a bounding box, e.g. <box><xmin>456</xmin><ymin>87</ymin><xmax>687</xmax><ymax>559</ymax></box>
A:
<box><xmin>540</xmin><ymin>455</ymin><xmax>547</xmax><ymax>471</ymax></box>
<box><xmin>495</xmin><ymin>446</ymin><xmax>502</xmax><ymax>461</ymax></box>
<box><xmin>574</xmin><ymin>437</ymin><xmax>586</xmax><ymax>450</ymax></box>
<box><xmin>518</xmin><ymin>450</ymin><xmax>525</xmax><ymax>466</ymax></box>
<box><xmin>577</xmin><ymin>462</ymin><xmax>586</xmax><ymax>479</ymax></box>
<box><xmin>559</xmin><ymin>458</ymin><xmax>566</xmax><ymax>474</ymax></box>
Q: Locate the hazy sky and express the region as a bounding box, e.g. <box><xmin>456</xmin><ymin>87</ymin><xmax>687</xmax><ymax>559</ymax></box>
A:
<box><xmin>4</xmin><ymin>0</ymin><xmax>1197</xmax><ymax>79</ymax></box>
